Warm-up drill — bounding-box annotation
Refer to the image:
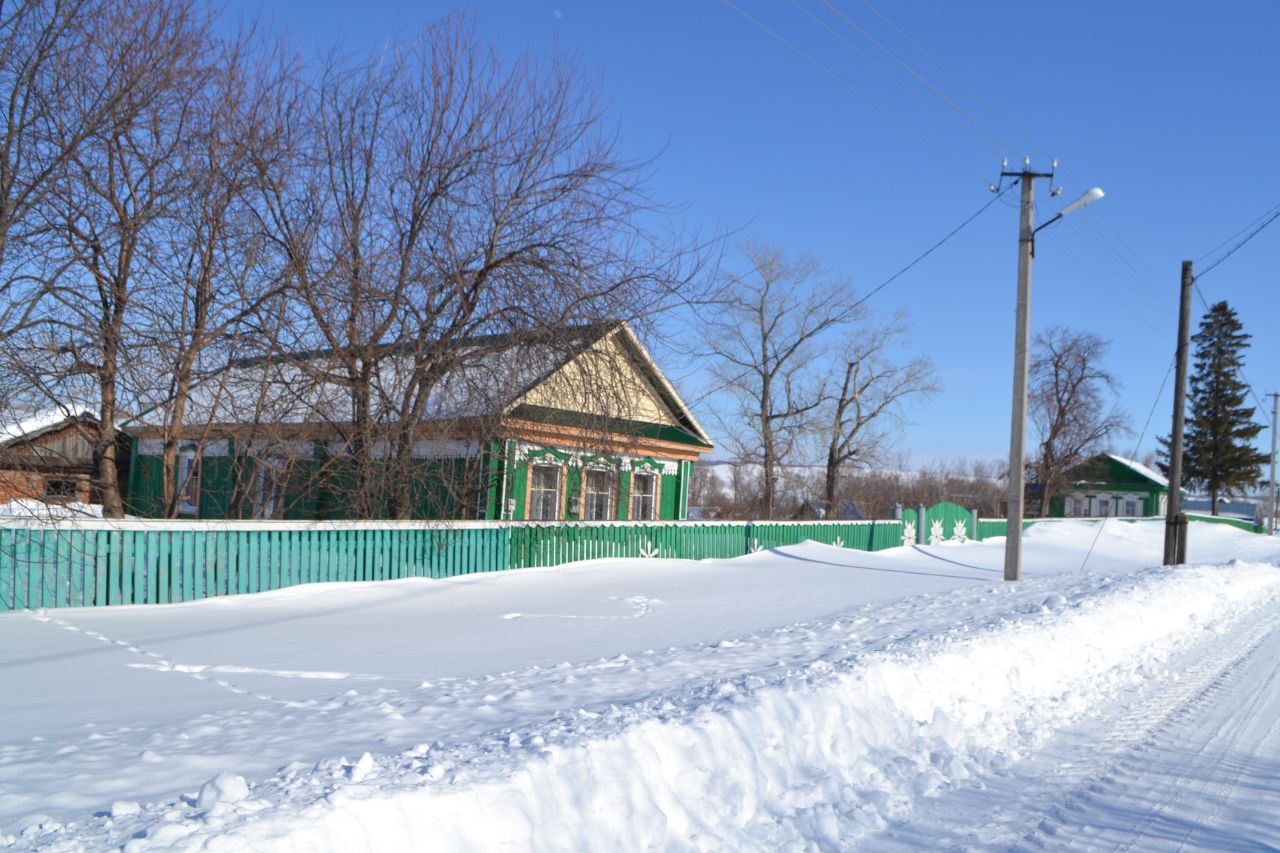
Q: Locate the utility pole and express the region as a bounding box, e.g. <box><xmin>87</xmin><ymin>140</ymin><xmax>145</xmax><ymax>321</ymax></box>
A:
<box><xmin>1002</xmin><ymin>166</ymin><xmax>1046</xmax><ymax>582</ymax></box>
<box><xmin>1269</xmin><ymin>392</ymin><xmax>1278</xmax><ymax>535</ymax></box>
<box><xmin>1163</xmin><ymin>260</ymin><xmax>1194</xmax><ymax>565</ymax></box>
<box><xmin>999</xmin><ymin>162</ymin><xmax>1104</xmax><ymax>582</ymax></box>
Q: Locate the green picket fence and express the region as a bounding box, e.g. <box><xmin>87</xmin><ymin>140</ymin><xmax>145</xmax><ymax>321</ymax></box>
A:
<box><xmin>13</xmin><ymin>508</ymin><xmax>1225</xmax><ymax>612</ymax></box>
<box><xmin>0</xmin><ymin>516</ymin><xmax>925</xmax><ymax>611</ymax></box>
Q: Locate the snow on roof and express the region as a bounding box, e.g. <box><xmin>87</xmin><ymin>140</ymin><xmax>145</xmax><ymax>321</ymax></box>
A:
<box><xmin>1106</xmin><ymin>453</ymin><xmax>1169</xmax><ymax>488</ymax></box>
<box><xmin>0</xmin><ymin>406</ymin><xmax>96</xmax><ymax>448</ymax></box>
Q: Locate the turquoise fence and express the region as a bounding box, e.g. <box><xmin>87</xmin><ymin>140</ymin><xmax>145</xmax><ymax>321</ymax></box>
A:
<box><xmin>1</xmin><ymin>510</ymin><xmax>1254</xmax><ymax>612</ymax></box>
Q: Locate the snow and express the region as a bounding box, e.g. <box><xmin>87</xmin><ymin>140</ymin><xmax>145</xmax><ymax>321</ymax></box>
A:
<box><xmin>0</xmin><ymin>407</ymin><xmax>94</xmax><ymax>447</ymax></box>
<box><xmin>2</xmin><ymin>520</ymin><xmax>1279</xmax><ymax>850</ymax></box>
<box><xmin>1106</xmin><ymin>452</ymin><xmax>1170</xmax><ymax>488</ymax></box>
<box><xmin>0</xmin><ymin>499</ymin><xmax>104</xmax><ymax>518</ymax></box>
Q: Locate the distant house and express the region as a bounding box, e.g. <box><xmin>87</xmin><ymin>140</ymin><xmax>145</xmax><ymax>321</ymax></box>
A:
<box><xmin>1045</xmin><ymin>453</ymin><xmax>1174</xmax><ymax>518</ymax></box>
<box><xmin>0</xmin><ymin>409</ymin><xmax>118</xmax><ymax>505</ymax></box>
<box><xmin>123</xmin><ymin>321</ymin><xmax>713</xmax><ymax>521</ymax></box>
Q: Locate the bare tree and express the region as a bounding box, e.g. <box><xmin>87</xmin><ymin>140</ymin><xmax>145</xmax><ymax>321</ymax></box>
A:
<box><xmin>16</xmin><ymin>0</ymin><xmax>216</xmax><ymax>517</ymax></box>
<box><xmin>137</xmin><ymin>33</ymin><xmax>295</xmax><ymax>517</ymax></box>
<box><xmin>1028</xmin><ymin>326</ymin><xmax>1130</xmax><ymax>516</ymax></box>
<box><xmin>703</xmin><ymin>242</ymin><xmax>864</xmax><ymax>518</ymax></box>
<box><xmin>0</xmin><ymin>0</ymin><xmax>89</xmax><ymax>340</ymax></box>
<box><xmin>819</xmin><ymin>315</ymin><xmax>939</xmax><ymax>508</ymax></box>
<box><xmin>255</xmin><ymin>17</ymin><xmax>701</xmax><ymax>519</ymax></box>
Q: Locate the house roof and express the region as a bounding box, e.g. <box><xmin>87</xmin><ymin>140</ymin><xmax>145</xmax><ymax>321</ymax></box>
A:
<box><xmin>1105</xmin><ymin>453</ymin><xmax>1169</xmax><ymax>488</ymax></box>
<box><xmin>0</xmin><ymin>407</ymin><xmax>96</xmax><ymax>450</ymax></box>
<box><xmin>125</xmin><ymin>321</ymin><xmax>713</xmax><ymax>450</ymax></box>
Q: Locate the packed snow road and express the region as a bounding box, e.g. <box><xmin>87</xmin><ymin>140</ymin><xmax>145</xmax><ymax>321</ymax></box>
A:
<box><xmin>3</xmin><ymin>520</ymin><xmax>1279</xmax><ymax>850</ymax></box>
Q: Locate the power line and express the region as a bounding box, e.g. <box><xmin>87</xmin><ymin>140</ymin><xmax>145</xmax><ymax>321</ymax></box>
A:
<box><xmin>785</xmin><ymin>0</ymin><xmax>1004</xmax><ymax>159</ymax></box>
<box><xmin>717</xmin><ymin>0</ymin><xmax>990</xmax><ymax>185</ymax></box>
<box><xmin>814</xmin><ymin>0</ymin><xmax>1014</xmax><ymax>154</ymax></box>
<box><xmin>848</xmin><ymin>180</ymin><xmax>1015</xmax><ymax>313</ymax></box>
<box><xmin>683</xmin><ymin>183</ymin><xmax>1015</xmax><ymax>412</ymax></box>
<box><xmin>1196</xmin><ymin>202</ymin><xmax>1280</xmax><ymax>266</ymax></box>
<box><xmin>1079</xmin><ymin>353</ymin><xmax>1176</xmax><ymax>571</ymax></box>
<box><xmin>1194</xmin><ymin>202</ymin><xmax>1280</xmax><ymax>282</ymax></box>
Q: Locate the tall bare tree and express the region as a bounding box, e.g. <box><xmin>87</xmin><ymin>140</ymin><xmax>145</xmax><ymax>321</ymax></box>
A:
<box><xmin>255</xmin><ymin>17</ymin><xmax>700</xmax><ymax>519</ymax></box>
<box><xmin>1028</xmin><ymin>326</ymin><xmax>1130</xmax><ymax>516</ymax></box>
<box><xmin>19</xmin><ymin>0</ymin><xmax>216</xmax><ymax>517</ymax></box>
<box><xmin>0</xmin><ymin>0</ymin><xmax>88</xmax><ymax>340</ymax></box>
<box><xmin>820</xmin><ymin>315</ymin><xmax>938</xmax><ymax>508</ymax></box>
<box><xmin>704</xmin><ymin>242</ymin><xmax>864</xmax><ymax>518</ymax></box>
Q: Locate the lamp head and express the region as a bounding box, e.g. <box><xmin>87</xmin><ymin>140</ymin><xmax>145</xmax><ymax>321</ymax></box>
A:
<box><xmin>1059</xmin><ymin>187</ymin><xmax>1105</xmax><ymax>218</ymax></box>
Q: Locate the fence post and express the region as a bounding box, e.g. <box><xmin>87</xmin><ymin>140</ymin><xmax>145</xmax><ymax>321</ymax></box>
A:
<box><xmin>916</xmin><ymin>505</ymin><xmax>927</xmax><ymax>544</ymax></box>
<box><xmin>745</xmin><ymin>519</ymin><xmax>754</xmax><ymax>556</ymax></box>
<box><xmin>971</xmin><ymin>508</ymin><xmax>980</xmax><ymax>541</ymax></box>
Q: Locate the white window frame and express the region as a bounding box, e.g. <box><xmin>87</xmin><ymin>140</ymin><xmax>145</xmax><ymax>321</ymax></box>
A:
<box><xmin>583</xmin><ymin>467</ymin><xmax>614</xmax><ymax>521</ymax></box>
<box><xmin>631</xmin><ymin>470</ymin><xmax>658</xmax><ymax>521</ymax></box>
<box><xmin>528</xmin><ymin>462</ymin><xmax>562</xmax><ymax>521</ymax></box>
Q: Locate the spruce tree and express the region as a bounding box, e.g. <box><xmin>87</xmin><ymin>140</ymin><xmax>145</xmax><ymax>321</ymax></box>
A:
<box><xmin>1162</xmin><ymin>301</ymin><xmax>1267</xmax><ymax>514</ymax></box>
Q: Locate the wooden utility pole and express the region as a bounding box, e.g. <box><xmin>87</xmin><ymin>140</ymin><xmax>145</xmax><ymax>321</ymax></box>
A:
<box><xmin>1268</xmin><ymin>392</ymin><xmax>1278</xmax><ymax>535</ymax></box>
<box><xmin>1163</xmin><ymin>260</ymin><xmax>1194</xmax><ymax>565</ymax></box>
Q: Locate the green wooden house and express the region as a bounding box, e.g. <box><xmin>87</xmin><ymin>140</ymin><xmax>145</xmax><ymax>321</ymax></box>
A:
<box><xmin>123</xmin><ymin>322</ymin><xmax>713</xmax><ymax>521</ymax></box>
<box><xmin>1046</xmin><ymin>453</ymin><xmax>1174</xmax><ymax>518</ymax></box>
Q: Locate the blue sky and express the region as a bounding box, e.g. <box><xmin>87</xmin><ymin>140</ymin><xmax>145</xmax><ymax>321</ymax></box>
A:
<box><xmin>247</xmin><ymin>0</ymin><xmax>1280</xmax><ymax>467</ymax></box>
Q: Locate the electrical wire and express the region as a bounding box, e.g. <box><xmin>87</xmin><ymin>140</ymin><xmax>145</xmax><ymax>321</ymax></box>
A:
<box><xmin>787</xmin><ymin>0</ymin><xmax>1004</xmax><ymax>158</ymax></box>
<box><xmin>1078</xmin><ymin>353</ymin><xmax>1176</xmax><ymax>572</ymax></box>
<box><xmin>814</xmin><ymin>0</ymin><xmax>1014</xmax><ymax>154</ymax></box>
<box><xmin>1194</xmin><ymin>202</ymin><xmax>1280</xmax><ymax>282</ymax></box>
<box><xmin>682</xmin><ymin>182</ymin><xmax>1016</xmax><ymax>412</ymax></box>
<box><xmin>717</xmin><ymin>0</ymin><xmax>991</xmax><ymax>185</ymax></box>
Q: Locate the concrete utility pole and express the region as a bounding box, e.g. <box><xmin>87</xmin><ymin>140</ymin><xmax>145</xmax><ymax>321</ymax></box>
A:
<box><xmin>1000</xmin><ymin>163</ymin><xmax>1105</xmax><ymax>582</ymax></box>
<box><xmin>1269</xmin><ymin>392</ymin><xmax>1279</xmax><ymax>535</ymax></box>
<box><xmin>1002</xmin><ymin>168</ymin><xmax>1043</xmax><ymax>582</ymax></box>
<box><xmin>1163</xmin><ymin>261</ymin><xmax>1194</xmax><ymax>565</ymax></box>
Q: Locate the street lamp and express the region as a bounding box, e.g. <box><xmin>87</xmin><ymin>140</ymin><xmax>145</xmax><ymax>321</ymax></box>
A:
<box><xmin>1002</xmin><ymin>168</ymin><xmax>1105</xmax><ymax>581</ymax></box>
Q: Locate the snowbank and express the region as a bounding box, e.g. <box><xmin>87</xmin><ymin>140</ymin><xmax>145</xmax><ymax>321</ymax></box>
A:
<box><xmin>6</xmin><ymin>522</ymin><xmax>1277</xmax><ymax>850</ymax></box>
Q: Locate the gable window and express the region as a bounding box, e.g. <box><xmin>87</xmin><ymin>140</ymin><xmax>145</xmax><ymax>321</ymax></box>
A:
<box><xmin>631</xmin><ymin>471</ymin><xmax>657</xmax><ymax>520</ymax></box>
<box><xmin>529</xmin><ymin>463</ymin><xmax>562</xmax><ymax>521</ymax></box>
<box><xmin>177</xmin><ymin>450</ymin><xmax>201</xmax><ymax>515</ymax></box>
<box><xmin>584</xmin><ymin>468</ymin><xmax>614</xmax><ymax>521</ymax></box>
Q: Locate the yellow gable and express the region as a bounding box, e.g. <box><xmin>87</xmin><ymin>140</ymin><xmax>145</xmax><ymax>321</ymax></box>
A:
<box><xmin>515</xmin><ymin>329</ymin><xmax>681</xmax><ymax>428</ymax></box>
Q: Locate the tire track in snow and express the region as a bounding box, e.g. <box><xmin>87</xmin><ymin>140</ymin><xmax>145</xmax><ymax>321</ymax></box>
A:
<box><xmin>870</xmin><ymin>584</ymin><xmax>1280</xmax><ymax>851</ymax></box>
<box><xmin>1020</xmin><ymin>603</ymin><xmax>1278</xmax><ymax>851</ymax></box>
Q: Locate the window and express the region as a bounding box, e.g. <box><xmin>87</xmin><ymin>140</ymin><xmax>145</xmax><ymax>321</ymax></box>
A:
<box><xmin>1067</xmin><ymin>496</ymin><xmax>1085</xmax><ymax>517</ymax></box>
<box><xmin>1096</xmin><ymin>497</ymin><xmax>1112</xmax><ymax>517</ymax></box>
<box><xmin>1123</xmin><ymin>499</ymin><xmax>1140</xmax><ymax>517</ymax></box>
<box><xmin>253</xmin><ymin>457</ymin><xmax>288</xmax><ymax>519</ymax></box>
<box><xmin>177</xmin><ymin>451</ymin><xmax>200</xmax><ymax>515</ymax></box>
<box><xmin>43</xmin><ymin>478</ymin><xmax>77</xmax><ymax>501</ymax></box>
<box><xmin>529</xmin><ymin>463</ymin><xmax>561</xmax><ymax>520</ymax></box>
<box><xmin>631</xmin><ymin>471</ymin><xmax>657</xmax><ymax>520</ymax></box>
<box><xmin>584</xmin><ymin>469</ymin><xmax>614</xmax><ymax>521</ymax></box>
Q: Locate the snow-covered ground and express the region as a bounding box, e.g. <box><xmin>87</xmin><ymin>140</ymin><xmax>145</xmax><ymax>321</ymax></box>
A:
<box><xmin>3</xmin><ymin>520</ymin><xmax>1279</xmax><ymax>850</ymax></box>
